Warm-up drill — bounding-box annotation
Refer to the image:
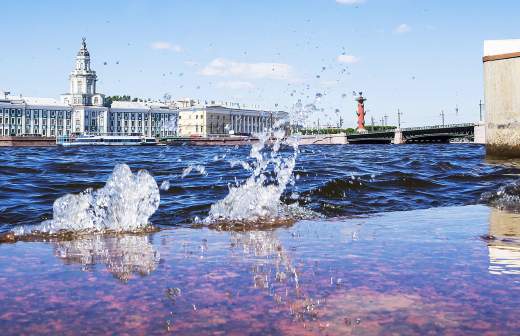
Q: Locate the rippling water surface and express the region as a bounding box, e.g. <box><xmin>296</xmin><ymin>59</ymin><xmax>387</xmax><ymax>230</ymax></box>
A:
<box><xmin>1</xmin><ymin>144</ymin><xmax>520</xmax><ymax>335</ymax></box>
<box><xmin>1</xmin><ymin>144</ymin><xmax>518</xmax><ymax>231</ymax></box>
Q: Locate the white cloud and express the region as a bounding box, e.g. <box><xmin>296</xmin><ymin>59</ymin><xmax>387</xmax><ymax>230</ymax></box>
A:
<box><xmin>337</xmin><ymin>54</ymin><xmax>360</xmax><ymax>64</ymax></box>
<box><xmin>200</xmin><ymin>58</ymin><xmax>293</xmax><ymax>80</ymax></box>
<box><xmin>216</xmin><ymin>81</ymin><xmax>255</xmax><ymax>90</ymax></box>
<box><xmin>150</xmin><ymin>41</ymin><xmax>183</xmax><ymax>52</ymax></box>
<box><xmin>394</xmin><ymin>24</ymin><xmax>411</xmax><ymax>34</ymax></box>
<box><xmin>336</xmin><ymin>0</ymin><xmax>365</xmax><ymax>5</ymax></box>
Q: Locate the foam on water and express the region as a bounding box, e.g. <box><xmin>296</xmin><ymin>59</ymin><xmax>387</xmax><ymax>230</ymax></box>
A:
<box><xmin>12</xmin><ymin>164</ymin><xmax>160</xmax><ymax>236</ymax></box>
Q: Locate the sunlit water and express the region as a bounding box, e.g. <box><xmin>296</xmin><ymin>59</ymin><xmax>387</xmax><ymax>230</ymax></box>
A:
<box><xmin>1</xmin><ymin>144</ymin><xmax>520</xmax><ymax>334</ymax></box>
<box><xmin>1</xmin><ymin>144</ymin><xmax>518</xmax><ymax>231</ymax></box>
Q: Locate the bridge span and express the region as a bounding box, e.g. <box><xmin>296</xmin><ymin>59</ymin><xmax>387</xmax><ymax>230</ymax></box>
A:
<box><xmin>347</xmin><ymin>123</ymin><xmax>478</xmax><ymax>144</ymax></box>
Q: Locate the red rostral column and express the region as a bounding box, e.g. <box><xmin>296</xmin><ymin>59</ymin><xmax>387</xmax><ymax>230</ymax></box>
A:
<box><xmin>356</xmin><ymin>92</ymin><xmax>367</xmax><ymax>133</ymax></box>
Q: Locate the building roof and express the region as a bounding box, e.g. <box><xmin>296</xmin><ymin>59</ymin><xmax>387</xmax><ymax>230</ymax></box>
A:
<box><xmin>111</xmin><ymin>101</ymin><xmax>176</xmax><ymax>109</ymax></box>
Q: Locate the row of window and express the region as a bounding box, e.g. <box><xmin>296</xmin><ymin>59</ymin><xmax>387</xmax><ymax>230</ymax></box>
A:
<box><xmin>109</xmin><ymin>114</ymin><xmax>175</xmax><ymax>122</ymax></box>
<box><xmin>1</xmin><ymin>117</ymin><xmax>71</xmax><ymax>126</ymax></box>
<box><xmin>3</xmin><ymin>127</ymin><xmax>71</xmax><ymax>136</ymax></box>
<box><xmin>1</xmin><ymin>108</ymin><xmax>72</xmax><ymax>118</ymax></box>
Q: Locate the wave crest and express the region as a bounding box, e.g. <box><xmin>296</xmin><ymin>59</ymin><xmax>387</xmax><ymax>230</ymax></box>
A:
<box><xmin>480</xmin><ymin>179</ymin><xmax>520</xmax><ymax>211</ymax></box>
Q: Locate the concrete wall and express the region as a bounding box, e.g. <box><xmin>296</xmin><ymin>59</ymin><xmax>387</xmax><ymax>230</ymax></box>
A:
<box><xmin>474</xmin><ymin>122</ymin><xmax>486</xmax><ymax>144</ymax></box>
<box><xmin>483</xmin><ymin>40</ymin><xmax>520</xmax><ymax>156</ymax></box>
<box><xmin>297</xmin><ymin>134</ymin><xmax>348</xmax><ymax>145</ymax></box>
<box><xmin>0</xmin><ymin>136</ymin><xmax>56</xmax><ymax>147</ymax></box>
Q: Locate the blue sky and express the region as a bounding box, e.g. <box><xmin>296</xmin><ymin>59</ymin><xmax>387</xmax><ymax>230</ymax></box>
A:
<box><xmin>0</xmin><ymin>0</ymin><xmax>518</xmax><ymax>127</ymax></box>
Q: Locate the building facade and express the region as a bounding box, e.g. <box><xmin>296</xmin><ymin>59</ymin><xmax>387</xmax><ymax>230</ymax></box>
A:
<box><xmin>2</xmin><ymin>39</ymin><xmax>288</xmax><ymax>139</ymax></box>
<box><xmin>0</xmin><ymin>98</ymin><xmax>72</xmax><ymax>137</ymax></box>
<box><xmin>109</xmin><ymin>102</ymin><xmax>177</xmax><ymax>137</ymax></box>
<box><xmin>178</xmin><ymin>104</ymin><xmax>288</xmax><ymax>137</ymax></box>
<box><xmin>1</xmin><ymin>38</ymin><xmax>178</xmax><ymax>138</ymax></box>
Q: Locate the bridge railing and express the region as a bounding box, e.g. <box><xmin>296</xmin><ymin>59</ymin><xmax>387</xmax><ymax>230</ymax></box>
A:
<box><xmin>353</xmin><ymin>123</ymin><xmax>476</xmax><ymax>135</ymax></box>
<box><xmin>401</xmin><ymin>123</ymin><xmax>475</xmax><ymax>132</ymax></box>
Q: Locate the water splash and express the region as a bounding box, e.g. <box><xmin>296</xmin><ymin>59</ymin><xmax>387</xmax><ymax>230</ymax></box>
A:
<box><xmin>480</xmin><ymin>179</ymin><xmax>520</xmax><ymax>211</ymax></box>
<box><xmin>181</xmin><ymin>164</ymin><xmax>207</xmax><ymax>178</ymax></box>
<box><xmin>206</xmin><ymin>123</ymin><xmax>303</xmax><ymax>222</ymax></box>
<box><xmin>12</xmin><ymin>164</ymin><xmax>160</xmax><ymax>236</ymax></box>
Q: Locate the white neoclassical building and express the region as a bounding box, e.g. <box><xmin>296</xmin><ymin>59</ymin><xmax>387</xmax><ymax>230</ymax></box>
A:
<box><xmin>178</xmin><ymin>103</ymin><xmax>289</xmax><ymax>137</ymax></box>
<box><xmin>0</xmin><ymin>38</ymin><xmax>178</xmax><ymax>138</ymax></box>
<box><xmin>1</xmin><ymin>38</ymin><xmax>287</xmax><ymax>139</ymax></box>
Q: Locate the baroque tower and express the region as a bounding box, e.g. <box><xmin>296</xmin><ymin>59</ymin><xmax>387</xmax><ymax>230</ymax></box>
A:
<box><xmin>61</xmin><ymin>38</ymin><xmax>104</xmax><ymax>107</ymax></box>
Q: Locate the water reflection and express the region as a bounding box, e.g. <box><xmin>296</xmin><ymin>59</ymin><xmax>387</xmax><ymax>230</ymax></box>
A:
<box><xmin>487</xmin><ymin>209</ymin><xmax>520</xmax><ymax>275</ymax></box>
<box><xmin>229</xmin><ymin>229</ymin><xmax>321</xmax><ymax>322</ymax></box>
<box><xmin>53</xmin><ymin>233</ymin><xmax>160</xmax><ymax>282</ymax></box>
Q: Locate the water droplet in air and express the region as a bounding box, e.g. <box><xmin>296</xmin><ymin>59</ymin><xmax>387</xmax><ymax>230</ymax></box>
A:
<box><xmin>160</xmin><ymin>180</ymin><xmax>170</xmax><ymax>191</ymax></box>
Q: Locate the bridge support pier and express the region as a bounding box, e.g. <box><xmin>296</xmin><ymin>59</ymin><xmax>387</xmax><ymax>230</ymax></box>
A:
<box><xmin>483</xmin><ymin>40</ymin><xmax>520</xmax><ymax>157</ymax></box>
<box><xmin>393</xmin><ymin>129</ymin><xmax>405</xmax><ymax>144</ymax></box>
<box><xmin>474</xmin><ymin>122</ymin><xmax>486</xmax><ymax>144</ymax></box>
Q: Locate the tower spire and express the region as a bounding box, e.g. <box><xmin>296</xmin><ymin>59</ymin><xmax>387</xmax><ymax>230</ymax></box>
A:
<box><xmin>77</xmin><ymin>37</ymin><xmax>90</xmax><ymax>57</ymax></box>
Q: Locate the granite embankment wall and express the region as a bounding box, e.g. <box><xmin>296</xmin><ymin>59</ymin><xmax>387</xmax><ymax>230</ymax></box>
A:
<box><xmin>0</xmin><ymin>136</ymin><xmax>56</xmax><ymax>147</ymax></box>
<box><xmin>484</xmin><ymin>40</ymin><xmax>520</xmax><ymax>157</ymax></box>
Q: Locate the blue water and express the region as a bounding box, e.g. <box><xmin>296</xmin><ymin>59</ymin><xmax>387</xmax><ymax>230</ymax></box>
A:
<box><xmin>1</xmin><ymin>144</ymin><xmax>518</xmax><ymax>231</ymax></box>
<box><xmin>2</xmin><ymin>144</ymin><xmax>520</xmax><ymax>335</ymax></box>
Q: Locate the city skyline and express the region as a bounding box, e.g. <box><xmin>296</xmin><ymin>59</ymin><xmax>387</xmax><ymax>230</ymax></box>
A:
<box><xmin>0</xmin><ymin>0</ymin><xmax>518</xmax><ymax>127</ymax></box>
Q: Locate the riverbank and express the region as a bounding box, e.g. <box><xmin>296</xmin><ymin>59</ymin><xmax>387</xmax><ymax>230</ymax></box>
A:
<box><xmin>0</xmin><ymin>205</ymin><xmax>518</xmax><ymax>335</ymax></box>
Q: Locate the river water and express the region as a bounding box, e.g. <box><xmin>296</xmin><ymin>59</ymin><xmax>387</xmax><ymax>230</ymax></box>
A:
<box><xmin>1</xmin><ymin>144</ymin><xmax>518</xmax><ymax>230</ymax></box>
<box><xmin>1</xmin><ymin>144</ymin><xmax>520</xmax><ymax>335</ymax></box>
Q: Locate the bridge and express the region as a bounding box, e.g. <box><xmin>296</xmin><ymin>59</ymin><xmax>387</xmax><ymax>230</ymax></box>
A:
<box><xmin>347</xmin><ymin>123</ymin><xmax>477</xmax><ymax>144</ymax></box>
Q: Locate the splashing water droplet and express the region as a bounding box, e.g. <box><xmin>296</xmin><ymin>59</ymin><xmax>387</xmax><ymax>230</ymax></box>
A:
<box><xmin>160</xmin><ymin>180</ymin><xmax>171</xmax><ymax>191</ymax></box>
<box><xmin>181</xmin><ymin>165</ymin><xmax>207</xmax><ymax>178</ymax></box>
<box><xmin>206</xmin><ymin>123</ymin><xmax>300</xmax><ymax>222</ymax></box>
<box><xmin>12</xmin><ymin>164</ymin><xmax>160</xmax><ymax>236</ymax></box>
